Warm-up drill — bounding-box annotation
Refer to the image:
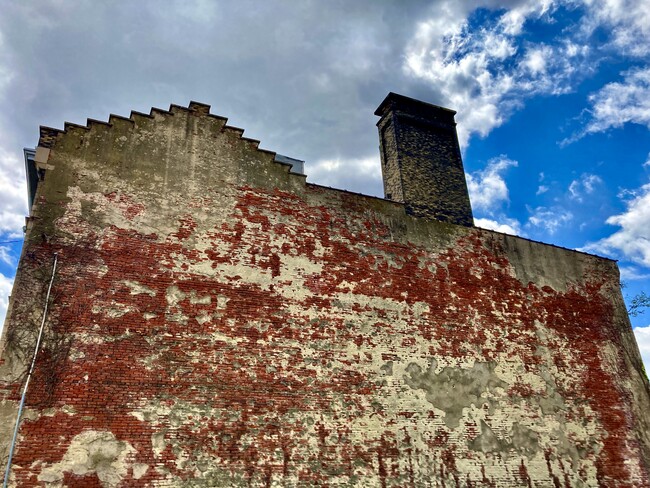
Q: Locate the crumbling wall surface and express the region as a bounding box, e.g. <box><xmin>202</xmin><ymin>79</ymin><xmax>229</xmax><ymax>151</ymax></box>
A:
<box><xmin>1</xmin><ymin>104</ymin><xmax>649</xmax><ymax>487</ymax></box>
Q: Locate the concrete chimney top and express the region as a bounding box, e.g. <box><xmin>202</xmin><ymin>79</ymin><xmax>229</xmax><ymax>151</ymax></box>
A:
<box><xmin>375</xmin><ymin>92</ymin><xmax>457</xmax><ymax>120</ymax></box>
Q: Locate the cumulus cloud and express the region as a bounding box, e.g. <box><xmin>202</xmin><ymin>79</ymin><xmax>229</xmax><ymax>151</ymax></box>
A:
<box><xmin>633</xmin><ymin>325</ymin><xmax>650</xmax><ymax>376</ymax></box>
<box><xmin>0</xmin><ymin>147</ymin><xmax>27</xmax><ymax>236</ymax></box>
<box><xmin>0</xmin><ymin>272</ymin><xmax>13</xmax><ymax>332</ymax></box>
<box><xmin>526</xmin><ymin>206</ymin><xmax>573</xmax><ymax>234</ymax></box>
<box><xmin>521</xmin><ymin>45</ymin><xmax>551</xmax><ymax>75</ymax></box>
<box><xmin>582</xmin><ymin>183</ymin><xmax>650</xmax><ymax>266</ymax></box>
<box><xmin>620</xmin><ymin>266</ymin><xmax>650</xmax><ymax>281</ymax></box>
<box><xmin>497</xmin><ymin>0</ymin><xmax>556</xmax><ymax>36</ymax></box>
<box><xmin>581</xmin><ymin>68</ymin><xmax>650</xmax><ymax>137</ymax></box>
<box><xmin>560</xmin><ymin>0</ymin><xmax>650</xmax><ymax>142</ymax></box>
<box><xmin>402</xmin><ymin>1</ymin><xmax>591</xmax><ymax>146</ymax></box>
<box><xmin>466</xmin><ymin>155</ymin><xmax>518</xmax><ymax>212</ymax></box>
<box><xmin>474</xmin><ymin>217</ymin><xmax>522</xmax><ymax>235</ymax></box>
<box><xmin>568</xmin><ymin>173</ymin><xmax>603</xmax><ymax>201</ymax></box>
<box><xmin>467</xmin><ymin>154</ymin><xmax>521</xmax><ymax>236</ymax></box>
<box><xmin>307</xmin><ymin>155</ymin><xmax>383</xmax><ymax>196</ymax></box>
<box><xmin>580</xmin><ymin>0</ymin><xmax>650</xmax><ymax>57</ymax></box>
<box><xmin>0</xmin><ymin>246</ymin><xmax>16</xmax><ymax>267</ymax></box>
<box><xmin>402</xmin><ymin>0</ymin><xmax>650</xmax><ymax>147</ymax></box>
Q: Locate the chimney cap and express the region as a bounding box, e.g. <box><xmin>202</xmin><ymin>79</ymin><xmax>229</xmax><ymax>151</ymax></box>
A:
<box><xmin>374</xmin><ymin>92</ymin><xmax>457</xmax><ymax>119</ymax></box>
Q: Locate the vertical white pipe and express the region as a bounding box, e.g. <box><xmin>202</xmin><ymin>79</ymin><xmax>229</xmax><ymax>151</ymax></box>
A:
<box><xmin>3</xmin><ymin>253</ymin><xmax>58</xmax><ymax>488</ymax></box>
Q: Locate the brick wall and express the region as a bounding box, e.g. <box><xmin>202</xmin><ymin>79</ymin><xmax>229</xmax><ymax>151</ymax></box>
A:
<box><xmin>1</xmin><ymin>103</ymin><xmax>649</xmax><ymax>487</ymax></box>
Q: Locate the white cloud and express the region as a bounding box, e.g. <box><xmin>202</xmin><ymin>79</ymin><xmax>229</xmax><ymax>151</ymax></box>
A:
<box><xmin>581</xmin><ymin>0</ymin><xmax>650</xmax><ymax>57</ymax></box>
<box><xmin>0</xmin><ymin>246</ymin><xmax>16</xmax><ymax>267</ymax></box>
<box><xmin>536</xmin><ymin>185</ymin><xmax>549</xmax><ymax>195</ymax></box>
<box><xmin>562</xmin><ymin>39</ymin><xmax>590</xmax><ymax>59</ymax></box>
<box><xmin>0</xmin><ymin>272</ymin><xmax>13</xmax><ymax>333</ymax></box>
<box><xmin>474</xmin><ymin>217</ymin><xmax>522</xmax><ymax>235</ymax></box>
<box><xmin>402</xmin><ymin>1</ymin><xmax>590</xmax><ymax>146</ymax></box>
<box><xmin>620</xmin><ymin>266</ymin><xmax>650</xmax><ymax>281</ymax></box>
<box><xmin>633</xmin><ymin>325</ymin><xmax>650</xmax><ymax>377</ymax></box>
<box><xmin>521</xmin><ymin>45</ymin><xmax>550</xmax><ymax>75</ymax></box>
<box><xmin>568</xmin><ymin>173</ymin><xmax>603</xmax><ymax>201</ymax></box>
<box><xmin>582</xmin><ymin>68</ymin><xmax>650</xmax><ymax>136</ymax></box>
<box><xmin>582</xmin><ymin>183</ymin><xmax>650</xmax><ymax>266</ymax></box>
<box><xmin>466</xmin><ymin>155</ymin><xmax>518</xmax><ymax>212</ymax></box>
<box><xmin>404</xmin><ymin>15</ymin><xmax>514</xmax><ymax>146</ymax></box>
<box><xmin>403</xmin><ymin>1</ymin><xmax>650</xmax><ymax>148</ymax></box>
<box><xmin>307</xmin><ymin>156</ymin><xmax>383</xmax><ymax>196</ymax></box>
<box><xmin>497</xmin><ymin>0</ymin><xmax>556</xmax><ymax>36</ymax></box>
<box><xmin>527</xmin><ymin>206</ymin><xmax>573</xmax><ymax>234</ymax></box>
<box><xmin>0</xmin><ymin>147</ymin><xmax>27</xmax><ymax>236</ymax></box>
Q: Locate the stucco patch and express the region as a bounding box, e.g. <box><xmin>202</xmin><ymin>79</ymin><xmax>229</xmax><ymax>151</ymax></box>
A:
<box><xmin>38</xmin><ymin>430</ymin><xmax>136</xmax><ymax>487</ymax></box>
<box><xmin>404</xmin><ymin>359</ymin><xmax>507</xmax><ymax>428</ymax></box>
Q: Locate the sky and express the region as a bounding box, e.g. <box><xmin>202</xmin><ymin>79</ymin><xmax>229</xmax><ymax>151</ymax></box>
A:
<box><xmin>0</xmin><ymin>0</ymin><xmax>649</xmax><ymax>372</ymax></box>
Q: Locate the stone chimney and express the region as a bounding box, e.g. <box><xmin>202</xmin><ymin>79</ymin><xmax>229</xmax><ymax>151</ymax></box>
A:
<box><xmin>375</xmin><ymin>92</ymin><xmax>474</xmax><ymax>226</ymax></box>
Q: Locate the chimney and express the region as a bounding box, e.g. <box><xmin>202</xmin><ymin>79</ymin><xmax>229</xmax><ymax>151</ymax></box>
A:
<box><xmin>375</xmin><ymin>92</ymin><xmax>474</xmax><ymax>226</ymax></box>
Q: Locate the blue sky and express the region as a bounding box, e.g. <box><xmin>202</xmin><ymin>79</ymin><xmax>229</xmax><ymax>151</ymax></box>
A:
<box><xmin>0</xmin><ymin>0</ymin><xmax>649</xmax><ymax>371</ymax></box>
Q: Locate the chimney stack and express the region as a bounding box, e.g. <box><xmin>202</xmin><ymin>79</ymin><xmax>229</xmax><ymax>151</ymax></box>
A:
<box><xmin>375</xmin><ymin>93</ymin><xmax>474</xmax><ymax>227</ymax></box>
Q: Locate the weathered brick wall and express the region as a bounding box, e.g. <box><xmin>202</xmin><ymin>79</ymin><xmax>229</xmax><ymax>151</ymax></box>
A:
<box><xmin>1</xmin><ymin>103</ymin><xmax>649</xmax><ymax>487</ymax></box>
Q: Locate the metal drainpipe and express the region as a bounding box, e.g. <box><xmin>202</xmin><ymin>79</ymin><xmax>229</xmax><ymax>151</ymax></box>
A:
<box><xmin>3</xmin><ymin>253</ymin><xmax>58</xmax><ymax>488</ymax></box>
